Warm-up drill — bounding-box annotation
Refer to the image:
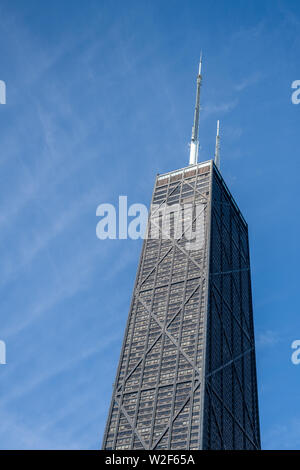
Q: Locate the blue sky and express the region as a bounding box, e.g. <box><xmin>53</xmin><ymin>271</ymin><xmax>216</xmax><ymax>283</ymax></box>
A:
<box><xmin>0</xmin><ymin>0</ymin><xmax>299</xmax><ymax>450</ymax></box>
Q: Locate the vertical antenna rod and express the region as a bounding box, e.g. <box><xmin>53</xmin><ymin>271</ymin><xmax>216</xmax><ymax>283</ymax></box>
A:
<box><xmin>214</xmin><ymin>119</ymin><xmax>220</xmax><ymax>169</ymax></box>
<box><xmin>189</xmin><ymin>53</ymin><xmax>203</xmax><ymax>165</ymax></box>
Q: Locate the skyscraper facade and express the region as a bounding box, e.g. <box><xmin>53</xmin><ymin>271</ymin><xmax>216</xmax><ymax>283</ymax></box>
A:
<box><xmin>102</xmin><ymin>60</ymin><xmax>260</xmax><ymax>451</ymax></box>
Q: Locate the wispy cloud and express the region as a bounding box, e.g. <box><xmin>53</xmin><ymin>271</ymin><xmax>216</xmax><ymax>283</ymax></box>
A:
<box><xmin>263</xmin><ymin>418</ymin><xmax>300</xmax><ymax>450</ymax></box>
<box><xmin>256</xmin><ymin>330</ymin><xmax>281</xmax><ymax>348</ymax></box>
<box><xmin>235</xmin><ymin>72</ymin><xmax>264</xmax><ymax>92</ymax></box>
<box><xmin>201</xmin><ymin>100</ymin><xmax>238</xmax><ymax>120</ymax></box>
<box><xmin>0</xmin><ymin>186</ymin><xmax>104</xmax><ymax>287</ymax></box>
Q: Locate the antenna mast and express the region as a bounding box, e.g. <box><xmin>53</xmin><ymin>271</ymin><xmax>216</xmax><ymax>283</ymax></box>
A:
<box><xmin>214</xmin><ymin>120</ymin><xmax>220</xmax><ymax>169</ymax></box>
<box><xmin>189</xmin><ymin>53</ymin><xmax>203</xmax><ymax>165</ymax></box>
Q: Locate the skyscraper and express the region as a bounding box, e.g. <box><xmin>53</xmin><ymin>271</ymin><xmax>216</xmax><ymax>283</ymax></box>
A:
<box><xmin>102</xmin><ymin>58</ymin><xmax>260</xmax><ymax>450</ymax></box>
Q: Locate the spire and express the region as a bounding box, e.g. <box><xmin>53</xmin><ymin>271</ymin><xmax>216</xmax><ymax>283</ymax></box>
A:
<box><xmin>189</xmin><ymin>53</ymin><xmax>203</xmax><ymax>165</ymax></box>
<box><xmin>214</xmin><ymin>120</ymin><xmax>220</xmax><ymax>169</ymax></box>
<box><xmin>198</xmin><ymin>50</ymin><xmax>203</xmax><ymax>75</ymax></box>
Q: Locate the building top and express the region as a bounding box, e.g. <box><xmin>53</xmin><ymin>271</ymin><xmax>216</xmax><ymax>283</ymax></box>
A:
<box><xmin>157</xmin><ymin>159</ymin><xmax>212</xmax><ymax>181</ymax></box>
<box><xmin>157</xmin><ymin>160</ymin><xmax>247</xmax><ymax>228</ymax></box>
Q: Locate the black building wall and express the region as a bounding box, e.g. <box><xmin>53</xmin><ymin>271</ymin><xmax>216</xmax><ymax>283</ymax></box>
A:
<box><xmin>202</xmin><ymin>166</ymin><xmax>261</xmax><ymax>450</ymax></box>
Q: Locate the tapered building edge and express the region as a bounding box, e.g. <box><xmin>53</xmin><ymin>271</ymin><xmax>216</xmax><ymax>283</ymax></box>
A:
<box><xmin>102</xmin><ymin>161</ymin><xmax>261</xmax><ymax>450</ymax></box>
<box><xmin>101</xmin><ymin>177</ymin><xmax>158</xmax><ymax>450</ymax></box>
